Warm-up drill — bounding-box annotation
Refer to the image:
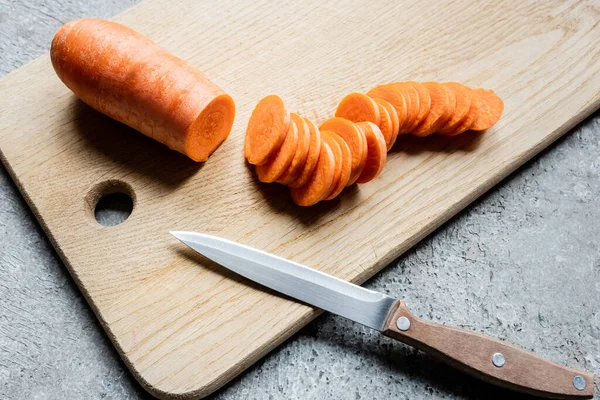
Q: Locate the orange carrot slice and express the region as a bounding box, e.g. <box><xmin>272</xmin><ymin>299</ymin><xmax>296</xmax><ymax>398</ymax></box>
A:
<box><xmin>335</xmin><ymin>93</ymin><xmax>380</xmax><ymax>125</ymax></box>
<box><xmin>445</xmin><ymin>87</ymin><xmax>482</xmax><ymax>136</ymax></box>
<box><xmin>321</xmin><ymin>132</ymin><xmax>343</xmax><ymax>200</ymax></box>
<box><xmin>277</xmin><ymin>113</ymin><xmax>310</xmax><ymax>185</ymax></box>
<box><xmin>433</xmin><ymin>84</ymin><xmax>456</xmax><ymax>133</ymax></box>
<box><xmin>439</xmin><ymin>82</ymin><xmax>472</xmax><ymax>134</ymax></box>
<box><xmin>367</xmin><ymin>84</ymin><xmax>408</xmax><ymax>134</ymax></box>
<box><xmin>397</xmin><ymin>83</ymin><xmax>420</xmax><ymax>133</ymax></box>
<box><xmin>409</xmin><ymin>82</ymin><xmax>431</xmax><ymax>132</ymax></box>
<box><xmin>288</xmin><ymin>117</ymin><xmax>321</xmax><ymax>188</ymax></box>
<box><xmin>255</xmin><ymin>119</ymin><xmax>298</xmax><ymax>183</ymax></box>
<box><xmin>245</xmin><ymin>95</ymin><xmax>290</xmax><ymax>165</ymax></box>
<box><xmin>290</xmin><ymin>141</ymin><xmax>336</xmax><ymax>206</ymax></box>
<box><xmin>470</xmin><ymin>89</ymin><xmax>504</xmax><ymax>131</ymax></box>
<box><xmin>323</xmin><ymin>132</ymin><xmax>352</xmax><ymax>200</ymax></box>
<box><xmin>354</xmin><ymin>122</ymin><xmax>387</xmax><ymax>184</ymax></box>
<box><xmin>320</xmin><ymin>117</ymin><xmax>367</xmax><ymax>186</ymax></box>
<box><xmin>412</xmin><ymin>82</ymin><xmax>451</xmax><ymax>136</ymax></box>
<box><xmin>374</xmin><ymin>98</ymin><xmax>400</xmax><ymax>150</ymax></box>
<box><xmin>51</xmin><ymin>18</ymin><xmax>235</xmax><ymax>162</ymax></box>
<box><xmin>374</xmin><ymin>101</ymin><xmax>394</xmax><ymax>149</ymax></box>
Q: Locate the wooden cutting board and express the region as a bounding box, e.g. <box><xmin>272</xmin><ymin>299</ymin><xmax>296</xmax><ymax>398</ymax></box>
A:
<box><xmin>1</xmin><ymin>0</ymin><xmax>599</xmax><ymax>398</ymax></box>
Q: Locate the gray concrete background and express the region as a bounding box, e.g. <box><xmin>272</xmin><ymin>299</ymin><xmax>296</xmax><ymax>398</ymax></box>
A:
<box><xmin>1</xmin><ymin>1</ymin><xmax>598</xmax><ymax>399</ymax></box>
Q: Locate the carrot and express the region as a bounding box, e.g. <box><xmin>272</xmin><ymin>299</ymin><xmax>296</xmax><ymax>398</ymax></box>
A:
<box><xmin>438</xmin><ymin>82</ymin><xmax>472</xmax><ymax>134</ymax></box>
<box><xmin>245</xmin><ymin>95</ymin><xmax>291</xmax><ymax>165</ymax></box>
<box><xmin>323</xmin><ymin>131</ymin><xmax>352</xmax><ymax>200</ymax></box>
<box><xmin>375</xmin><ymin>101</ymin><xmax>394</xmax><ymax>149</ymax></box>
<box><xmin>366</xmin><ymin>84</ymin><xmax>408</xmax><ymax>134</ymax></box>
<box><xmin>51</xmin><ymin>18</ymin><xmax>235</xmax><ymax>162</ymax></box>
<box><xmin>412</xmin><ymin>82</ymin><xmax>453</xmax><ymax>136</ymax></box>
<box><xmin>335</xmin><ymin>93</ymin><xmax>380</xmax><ymax>125</ymax></box>
<box><xmin>255</xmin><ymin>119</ymin><xmax>298</xmax><ymax>183</ymax></box>
<box><xmin>319</xmin><ymin>117</ymin><xmax>367</xmax><ymax>186</ymax></box>
<box><xmin>290</xmin><ymin>141</ymin><xmax>336</xmax><ymax>206</ymax></box>
<box><xmin>434</xmin><ymin>84</ymin><xmax>456</xmax><ymax>132</ymax></box>
<box><xmin>374</xmin><ymin>98</ymin><xmax>399</xmax><ymax>143</ymax></box>
<box><xmin>354</xmin><ymin>122</ymin><xmax>387</xmax><ymax>184</ymax></box>
<box><xmin>277</xmin><ymin>113</ymin><xmax>310</xmax><ymax>185</ymax></box>
<box><xmin>288</xmin><ymin>117</ymin><xmax>322</xmax><ymax>188</ymax></box>
<box><xmin>470</xmin><ymin>89</ymin><xmax>504</xmax><ymax>131</ymax></box>
<box><xmin>320</xmin><ymin>132</ymin><xmax>343</xmax><ymax>200</ymax></box>
<box><xmin>444</xmin><ymin>87</ymin><xmax>482</xmax><ymax>136</ymax></box>
<box><xmin>409</xmin><ymin>82</ymin><xmax>431</xmax><ymax>132</ymax></box>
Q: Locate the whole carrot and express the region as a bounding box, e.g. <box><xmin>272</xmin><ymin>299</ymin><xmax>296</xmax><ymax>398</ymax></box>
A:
<box><xmin>51</xmin><ymin>18</ymin><xmax>235</xmax><ymax>162</ymax></box>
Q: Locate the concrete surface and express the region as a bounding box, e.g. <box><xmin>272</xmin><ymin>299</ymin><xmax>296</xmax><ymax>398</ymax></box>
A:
<box><xmin>0</xmin><ymin>1</ymin><xmax>598</xmax><ymax>399</ymax></box>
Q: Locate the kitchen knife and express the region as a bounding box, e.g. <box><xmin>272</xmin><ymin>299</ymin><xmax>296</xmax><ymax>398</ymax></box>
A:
<box><xmin>171</xmin><ymin>231</ymin><xmax>594</xmax><ymax>399</ymax></box>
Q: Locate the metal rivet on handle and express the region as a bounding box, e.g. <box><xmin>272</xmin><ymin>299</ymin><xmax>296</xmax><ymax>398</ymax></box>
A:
<box><xmin>492</xmin><ymin>353</ymin><xmax>505</xmax><ymax>368</ymax></box>
<box><xmin>573</xmin><ymin>375</ymin><xmax>587</xmax><ymax>391</ymax></box>
<box><xmin>396</xmin><ymin>316</ymin><xmax>411</xmax><ymax>331</ymax></box>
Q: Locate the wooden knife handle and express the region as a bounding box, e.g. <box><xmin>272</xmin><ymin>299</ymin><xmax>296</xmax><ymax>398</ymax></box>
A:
<box><xmin>382</xmin><ymin>301</ymin><xmax>594</xmax><ymax>399</ymax></box>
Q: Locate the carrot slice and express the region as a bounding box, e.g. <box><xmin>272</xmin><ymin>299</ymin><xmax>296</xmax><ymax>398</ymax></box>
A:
<box><xmin>433</xmin><ymin>84</ymin><xmax>456</xmax><ymax>133</ymax></box>
<box><xmin>374</xmin><ymin>101</ymin><xmax>394</xmax><ymax>150</ymax></box>
<box><xmin>354</xmin><ymin>122</ymin><xmax>387</xmax><ymax>184</ymax></box>
<box><xmin>409</xmin><ymin>82</ymin><xmax>431</xmax><ymax>132</ymax></box>
<box><xmin>244</xmin><ymin>95</ymin><xmax>291</xmax><ymax>165</ymax></box>
<box><xmin>277</xmin><ymin>113</ymin><xmax>310</xmax><ymax>185</ymax></box>
<box><xmin>323</xmin><ymin>132</ymin><xmax>352</xmax><ymax>200</ymax></box>
<box><xmin>366</xmin><ymin>84</ymin><xmax>408</xmax><ymax>135</ymax></box>
<box><xmin>439</xmin><ymin>82</ymin><xmax>472</xmax><ymax>134</ymax></box>
<box><xmin>51</xmin><ymin>18</ymin><xmax>235</xmax><ymax>162</ymax></box>
<box><xmin>412</xmin><ymin>82</ymin><xmax>451</xmax><ymax>136</ymax></box>
<box><xmin>398</xmin><ymin>83</ymin><xmax>420</xmax><ymax>133</ymax></box>
<box><xmin>321</xmin><ymin>132</ymin><xmax>343</xmax><ymax>201</ymax></box>
<box><xmin>444</xmin><ymin>87</ymin><xmax>482</xmax><ymax>136</ymax></box>
<box><xmin>335</xmin><ymin>93</ymin><xmax>380</xmax><ymax>125</ymax></box>
<box><xmin>470</xmin><ymin>89</ymin><xmax>504</xmax><ymax>131</ymax></box>
<box><xmin>319</xmin><ymin>117</ymin><xmax>367</xmax><ymax>186</ymax></box>
<box><xmin>288</xmin><ymin>117</ymin><xmax>321</xmax><ymax>188</ymax></box>
<box><xmin>290</xmin><ymin>141</ymin><xmax>336</xmax><ymax>207</ymax></box>
<box><xmin>255</xmin><ymin>119</ymin><xmax>298</xmax><ymax>183</ymax></box>
<box><xmin>374</xmin><ymin>98</ymin><xmax>399</xmax><ymax>144</ymax></box>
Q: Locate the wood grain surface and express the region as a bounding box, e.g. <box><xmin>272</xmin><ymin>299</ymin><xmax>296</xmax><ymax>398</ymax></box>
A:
<box><xmin>1</xmin><ymin>0</ymin><xmax>599</xmax><ymax>398</ymax></box>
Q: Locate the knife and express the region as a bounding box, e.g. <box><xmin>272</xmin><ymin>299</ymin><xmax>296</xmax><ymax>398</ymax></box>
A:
<box><xmin>171</xmin><ymin>231</ymin><xmax>595</xmax><ymax>399</ymax></box>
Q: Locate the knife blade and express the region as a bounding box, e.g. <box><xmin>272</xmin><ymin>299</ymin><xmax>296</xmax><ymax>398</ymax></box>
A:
<box><xmin>171</xmin><ymin>231</ymin><xmax>594</xmax><ymax>399</ymax></box>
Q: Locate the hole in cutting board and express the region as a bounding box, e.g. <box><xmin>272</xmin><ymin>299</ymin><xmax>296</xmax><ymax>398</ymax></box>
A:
<box><xmin>86</xmin><ymin>180</ymin><xmax>135</xmax><ymax>226</ymax></box>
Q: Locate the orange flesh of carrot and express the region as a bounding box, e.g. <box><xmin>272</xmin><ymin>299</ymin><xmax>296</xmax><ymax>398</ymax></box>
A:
<box><xmin>409</xmin><ymin>82</ymin><xmax>431</xmax><ymax>132</ymax></box>
<box><xmin>335</xmin><ymin>93</ymin><xmax>380</xmax><ymax>125</ymax></box>
<box><xmin>290</xmin><ymin>141</ymin><xmax>336</xmax><ymax>206</ymax></box>
<box><xmin>391</xmin><ymin>83</ymin><xmax>418</xmax><ymax>133</ymax></box>
<box><xmin>323</xmin><ymin>132</ymin><xmax>352</xmax><ymax>200</ymax></box>
<box><xmin>445</xmin><ymin>87</ymin><xmax>482</xmax><ymax>136</ymax></box>
<box><xmin>319</xmin><ymin>117</ymin><xmax>367</xmax><ymax>186</ymax></box>
<box><xmin>255</xmin><ymin>119</ymin><xmax>298</xmax><ymax>183</ymax></box>
<box><xmin>245</xmin><ymin>94</ymin><xmax>291</xmax><ymax>165</ymax></box>
<box><xmin>51</xmin><ymin>18</ymin><xmax>235</xmax><ymax>162</ymax></box>
<box><xmin>354</xmin><ymin>122</ymin><xmax>387</xmax><ymax>184</ymax></box>
<box><xmin>439</xmin><ymin>82</ymin><xmax>472</xmax><ymax>134</ymax></box>
<box><xmin>321</xmin><ymin>132</ymin><xmax>343</xmax><ymax>201</ymax></box>
<box><xmin>375</xmin><ymin>101</ymin><xmax>394</xmax><ymax>149</ymax></box>
<box><xmin>374</xmin><ymin>98</ymin><xmax>400</xmax><ymax>150</ymax></box>
<box><xmin>367</xmin><ymin>85</ymin><xmax>408</xmax><ymax>135</ymax></box>
<box><xmin>288</xmin><ymin>117</ymin><xmax>322</xmax><ymax>188</ymax></box>
<box><xmin>470</xmin><ymin>89</ymin><xmax>504</xmax><ymax>131</ymax></box>
<box><xmin>277</xmin><ymin>113</ymin><xmax>310</xmax><ymax>185</ymax></box>
<box><xmin>412</xmin><ymin>82</ymin><xmax>451</xmax><ymax>136</ymax></box>
<box><xmin>432</xmin><ymin>84</ymin><xmax>456</xmax><ymax>133</ymax></box>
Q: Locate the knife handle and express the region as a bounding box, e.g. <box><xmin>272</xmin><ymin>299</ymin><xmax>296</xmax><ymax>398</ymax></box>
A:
<box><xmin>382</xmin><ymin>301</ymin><xmax>594</xmax><ymax>399</ymax></box>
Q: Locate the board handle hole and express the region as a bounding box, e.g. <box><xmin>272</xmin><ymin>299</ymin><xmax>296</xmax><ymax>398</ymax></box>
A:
<box><xmin>86</xmin><ymin>180</ymin><xmax>135</xmax><ymax>226</ymax></box>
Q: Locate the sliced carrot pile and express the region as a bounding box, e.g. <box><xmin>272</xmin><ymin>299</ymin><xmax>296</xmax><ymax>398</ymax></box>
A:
<box><xmin>255</xmin><ymin>119</ymin><xmax>298</xmax><ymax>183</ymax></box>
<box><xmin>354</xmin><ymin>122</ymin><xmax>387</xmax><ymax>184</ymax></box>
<box><xmin>245</xmin><ymin>95</ymin><xmax>290</xmax><ymax>165</ymax></box>
<box><xmin>247</xmin><ymin>84</ymin><xmax>502</xmax><ymax>206</ymax></box>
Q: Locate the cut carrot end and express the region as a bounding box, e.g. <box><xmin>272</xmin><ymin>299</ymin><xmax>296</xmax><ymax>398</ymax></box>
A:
<box><xmin>185</xmin><ymin>94</ymin><xmax>236</xmax><ymax>162</ymax></box>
